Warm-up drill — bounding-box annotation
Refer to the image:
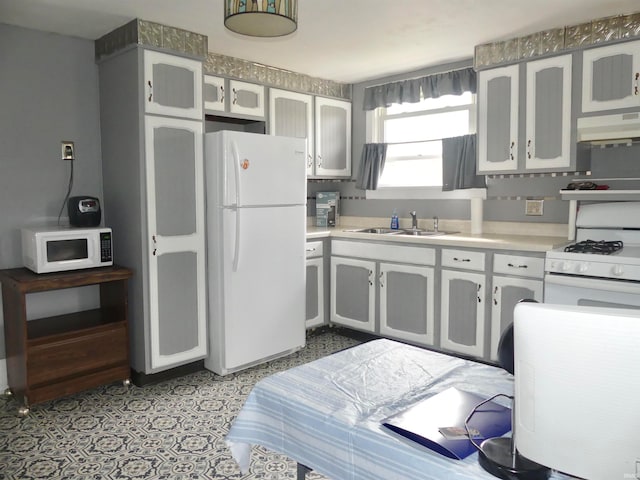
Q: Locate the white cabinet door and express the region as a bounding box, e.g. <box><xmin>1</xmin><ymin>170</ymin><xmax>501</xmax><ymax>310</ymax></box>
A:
<box><xmin>379</xmin><ymin>262</ymin><xmax>435</xmax><ymax>345</ymax></box>
<box><xmin>330</xmin><ymin>256</ymin><xmax>375</xmax><ymax>332</ymax></box>
<box><xmin>144</xmin><ymin>115</ymin><xmax>207</xmax><ymax>370</ymax></box>
<box><xmin>229</xmin><ymin>79</ymin><xmax>265</xmax><ymax>117</ymax></box>
<box><xmin>489</xmin><ymin>276</ymin><xmax>542</xmax><ymax>361</ymax></box>
<box><xmin>582</xmin><ymin>40</ymin><xmax>640</xmax><ymax>112</ymax></box>
<box><xmin>203</xmin><ymin>74</ymin><xmax>225</xmax><ymax>113</ymax></box>
<box><xmin>315</xmin><ymin>97</ymin><xmax>351</xmax><ymax>177</ymax></box>
<box><xmin>525</xmin><ymin>55</ymin><xmax>572</xmax><ymax>170</ymax></box>
<box><xmin>143</xmin><ymin>50</ymin><xmax>202</xmax><ymax>120</ymax></box>
<box><xmin>441</xmin><ymin>269</ymin><xmax>486</xmax><ymax>358</ymax></box>
<box><xmin>269</xmin><ymin>88</ymin><xmax>315</xmax><ymax>176</ymax></box>
<box><xmin>478</xmin><ymin>65</ymin><xmax>519</xmax><ymax>173</ymax></box>
<box><xmin>306</xmin><ymin>257</ymin><xmax>325</xmax><ymax>328</ymax></box>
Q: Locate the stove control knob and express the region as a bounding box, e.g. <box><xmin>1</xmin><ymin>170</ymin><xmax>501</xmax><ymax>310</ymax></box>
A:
<box><xmin>612</xmin><ymin>265</ymin><xmax>624</xmax><ymax>277</ymax></box>
<box><xmin>577</xmin><ymin>263</ymin><xmax>588</xmax><ymax>273</ymax></box>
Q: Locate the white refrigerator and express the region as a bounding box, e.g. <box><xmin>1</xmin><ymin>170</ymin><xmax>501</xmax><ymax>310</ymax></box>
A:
<box><xmin>204</xmin><ymin>130</ymin><xmax>307</xmax><ymax>375</ymax></box>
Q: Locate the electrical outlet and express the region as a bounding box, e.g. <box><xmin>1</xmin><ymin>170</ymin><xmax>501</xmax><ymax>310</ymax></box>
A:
<box><xmin>525</xmin><ymin>199</ymin><xmax>544</xmax><ymax>216</ymax></box>
<box><xmin>61</xmin><ymin>141</ymin><xmax>75</xmax><ymax>161</ymax></box>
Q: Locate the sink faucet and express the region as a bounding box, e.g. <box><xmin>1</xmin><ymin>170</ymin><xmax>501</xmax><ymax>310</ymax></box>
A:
<box><xmin>433</xmin><ymin>216</ymin><xmax>439</xmax><ymax>232</ymax></box>
<box><xmin>410</xmin><ymin>211</ymin><xmax>418</xmax><ymax>230</ymax></box>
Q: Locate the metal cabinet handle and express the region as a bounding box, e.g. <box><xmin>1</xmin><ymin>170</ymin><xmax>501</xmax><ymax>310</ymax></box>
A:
<box><xmin>453</xmin><ymin>257</ymin><xmax>471</xmax><ymax>262</ymax></box>
<box><xmin>152</xmin><ymin>234</ymin><xmax>157</xmax><ymax>256</ymax></box>
<box><xmin>368</xmin><ymin>269</ymin><xmax>374</xmax><ymax>286</ymax></box>
<box><xmin>220</xmin><ymin>85</ymin><xmax>225</xmax><ymax>103</ymax></box>
<box><xmin>635</xmin><ymin>73</ymin><xmax>639</xmax><ymax>96</ymax></box>
<box><xmin>307</xmin><ymin>155</ymin><xmax>313</xmax><ymax>169</ymax></box>
<box><xmin>232</xmin><ymin>88</ymin><xmax>238</xmax><ymax>105</ymax></box>
<box><xmin>507</xmin><ymin>262</ymin><xmax>528</xmax><ymax>269</ymax></box>
<box><xmin>527</xmin><ymin>139</ymin><xmax>532</xmax><ymax>159</ymax></box>
<box><xmin>493</xmin><ymin>286</ymin><xmax>498</xmax><ymax>305</ymax></box>
<box><xmin>477</xmin><ymin>283</ymin><xmax>482</xmax><ymax>303</ymax></box>
<box><xmin>379</xmin><ymin>271</ymin><xmax>384</xmax><ymax>288</ymax></box>
<box><xmin>305</xmin><ymin>246</ymin><xmax>316</xmax><ymax>252</ymax></box>
<box><xmin>147</xmin><ymin>80</ymin><xmax>153</xmax><ymax>103</ymax></box>
<box><xmin>317</xmin><ymin>155</ymin><xmax>322</xmax><ymax>168</ymax></box>
<box><xmin>510</xmin><ymin>141</ymin><xmax>515</xmax><ymax>160</ymax></box>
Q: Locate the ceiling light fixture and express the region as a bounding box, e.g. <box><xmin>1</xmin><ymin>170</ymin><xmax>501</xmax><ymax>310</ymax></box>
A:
<box><xmin>224</xmin><ymin>0</ymin><xmax>298</xmax><ymax>37</ymax></box>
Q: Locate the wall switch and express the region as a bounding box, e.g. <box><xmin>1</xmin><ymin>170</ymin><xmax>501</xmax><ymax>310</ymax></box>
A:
<box><xmin>525</xmin><ymin>199</ymin><xmax>544</xmax><ymax>216</ymax></box>
<box><xmin>61</xmin><ymin>141</ymin><xmax>75</xmax><ymax>161</ymax></box>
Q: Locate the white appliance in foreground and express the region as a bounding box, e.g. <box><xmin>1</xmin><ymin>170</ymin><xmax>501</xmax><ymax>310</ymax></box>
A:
<box><xmin>204</xmin><ymin>131</ymin><xmax>307</xmax><ymax>375</ymax></box>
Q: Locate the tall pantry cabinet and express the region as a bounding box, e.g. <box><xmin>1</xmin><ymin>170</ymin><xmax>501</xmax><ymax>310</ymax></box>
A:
<box><xmin>99</xmin><ymin>48</ymin><xmax>207</xmax><ymax>381</ymax></box>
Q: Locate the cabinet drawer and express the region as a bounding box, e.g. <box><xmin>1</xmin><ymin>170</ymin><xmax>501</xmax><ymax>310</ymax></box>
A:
<box><xmin>332</xmin><ymin>240</ymin><xmax>435</xmax><ymax>266</ymax></box>
<box><xmin>493</xmin><ymin>254</ymin><xmax>544</xmax><ymax>278</ymax></box>
<box><xmin>306</xmin><ymin>241</ymin><xmax>323</xmax><ymax>259</ymax></box>
<box><xmin>27</xmin><ymin>324</ymin><xmax>128</xmax><ymax>387</ymax></box>
<box><xmin>441</xmin><ymin>249</ymin><xmax>485</xmax><ymax>271</ymax></box>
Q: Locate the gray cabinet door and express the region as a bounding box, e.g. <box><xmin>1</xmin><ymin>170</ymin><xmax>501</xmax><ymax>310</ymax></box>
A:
<box><xmin>489</xmin><ymin>276</ymin><xmax>542</xmax><ymax>361</ymax></box>
<box><xmin>478</xmin><ymin>65</ymin><xmax>519</xmax><ymax>173</ymax></box>
<box><xmin>144</xmin><ymin>116</ymin><xmax>207</xmax><ymax>370</ymax></box>
<box><xmin>525</xmin><ymin>55</ymin><xmax>572</xmax><ymax>170</ymax></box>
<box><xmin>440</xmin><ymin>269</ymin><xmax>486</xmax><ymax>357</ymax></box>
<box><xmin>315</xmin><ymin>97</ymin><xmax>351</xmax><ymax>177</ymax></box>
<box><xmin>582</xmin><ymin>40</ymin><xmax>640</xmax><ymax>112</ymax></box>
<box><xmin>144</xmin><ymin>50</ymin><xmax>202</xmax><ymax>120</ymax></box>
<box><xmin>269</xmin><ymin>89</ymin><xmax>314</xmax><ymax>175</ymax></box>
<box><xmin>306</xmin><ymin>257</ymin><xmax>324</xmax><ymax>328</ymax></box>
<box><xmin>379</xmin><ymin>263</ymin><xmax>435</xmax><ymax>345</ymax></box>
<box><xmin>330</xmin><ymin>256</ymin><xmax>375</xmax><ymax>332</ymax></box>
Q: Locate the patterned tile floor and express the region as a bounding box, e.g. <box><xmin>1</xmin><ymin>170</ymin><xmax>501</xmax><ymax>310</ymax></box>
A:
<box><xmin>0</xmin><ymin>329</ymin><xmax>363</xmax><ymax>480</ymax></box>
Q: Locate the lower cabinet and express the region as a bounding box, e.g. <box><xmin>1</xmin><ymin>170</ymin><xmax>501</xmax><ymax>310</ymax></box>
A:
<box><xmin>306</xmin><ymin>240</ymin><xmax>326</xmax><ymax>329</ymax></box>
<box><xmin>379</xmin><ymin>262</ymin><xmax>435</xmax><ymax>345</ymax></box>
<box><xmin>330</xmin><ymin>240</ymin><xmax>436</xmax><ymax>344</ymax></box>
<box><xmin>331</xmin><ymin>256</ymin><xmax>376</xmax><ymax>332</ymax></box>
<box><xmin>489</xmin><ymin>253</ymin><xmax>544</xmax><ymax>361</ymax></box>
<box><xmin>440</xmin><ymin>249</ymin><xmax>487</xmax><ymax>358</ymax></box>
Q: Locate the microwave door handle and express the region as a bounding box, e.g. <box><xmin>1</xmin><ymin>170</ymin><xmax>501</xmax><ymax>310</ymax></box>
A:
<box><xmin>231</xmin><ymin>140</ymin><xmax>241</xmax><ymax>272</ymax></box>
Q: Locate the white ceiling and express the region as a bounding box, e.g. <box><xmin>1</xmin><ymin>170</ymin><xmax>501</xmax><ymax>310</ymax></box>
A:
<box><xmin>1</xmin><ymin>0</ymin><xmax>639</xmax><ymax>83</ymax></box>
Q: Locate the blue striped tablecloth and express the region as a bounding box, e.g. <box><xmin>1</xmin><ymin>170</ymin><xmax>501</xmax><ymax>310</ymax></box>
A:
<box><xmin>227</xmin><ymin>338</ymin><xmax>571</xmax><ymax>480</ymax></box>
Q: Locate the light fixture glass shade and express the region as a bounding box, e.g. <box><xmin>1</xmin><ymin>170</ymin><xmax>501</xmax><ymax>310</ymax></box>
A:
<box><xmin>225</xmin><ymin>0</ymin><xmax>297</xmax><ymax>37</ymax></box>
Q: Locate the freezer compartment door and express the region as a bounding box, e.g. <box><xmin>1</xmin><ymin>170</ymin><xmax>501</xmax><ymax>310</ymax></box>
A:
<box><xmin>219</xmin><ymin>131</ymin><xmax>307</xmax><ymax>207</ymax></box>
<box><xmin>221</xmin><ymin>205</ymin><xmax>306</xmax><ymax>371</ymax></box>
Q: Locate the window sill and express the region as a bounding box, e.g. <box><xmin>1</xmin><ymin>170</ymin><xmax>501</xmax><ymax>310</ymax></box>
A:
<box><xmin>366</xmin><ymin>187</ymin><xmax>487</xmax><ymax>200</ymax></box>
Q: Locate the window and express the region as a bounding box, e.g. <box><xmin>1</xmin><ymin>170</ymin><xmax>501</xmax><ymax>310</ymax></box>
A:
<box><xmin>367</xmin><ymin>92</ymin><xmax>480</xmax><ymax>198</ymax></box>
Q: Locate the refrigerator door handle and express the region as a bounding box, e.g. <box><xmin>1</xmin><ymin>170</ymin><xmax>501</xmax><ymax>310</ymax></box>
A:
<box><xmin>231</xmin><ymin>140</ymin><xmax>241</xmax><ymax>271</ymax></box>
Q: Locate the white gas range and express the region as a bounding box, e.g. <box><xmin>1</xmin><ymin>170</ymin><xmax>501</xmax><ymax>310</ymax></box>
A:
<box><xmin>545</xmin><ymin>201</ymin><xmax>640</xmax><ymax>308</ymax></box>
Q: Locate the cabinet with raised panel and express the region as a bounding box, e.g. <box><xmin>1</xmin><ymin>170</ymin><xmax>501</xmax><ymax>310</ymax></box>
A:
<box><xmin>582</xmin><ymin>40</ymin><xmax>640</xmax><ymax>113</ymax></box>
<box><xmin>204</xmin><ymin>75</ymin><xmax>265</xmax><ymax>118</ymax></box>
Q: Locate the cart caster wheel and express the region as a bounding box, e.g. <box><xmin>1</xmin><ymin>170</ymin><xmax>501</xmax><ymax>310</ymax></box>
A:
<box><xmin>17</xmin><ymin>406</ymin><xmax>30</xmax><ymax>417</ymax></box>
<box><xmin>3</xmin><ymin>388</ymin><xmax>13</xmax><ymax>398</ymax></box>
<box><xmin>123</xmin><ymin>379</ymin><xmax>131</xmax><ymax>388</ymax></box>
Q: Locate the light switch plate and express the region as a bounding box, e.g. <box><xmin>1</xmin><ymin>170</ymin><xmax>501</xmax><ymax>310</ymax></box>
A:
<box><xmin>525</xmin><ymin>199</ymin><xmax>544</xmax><ymax>216</ymax></box>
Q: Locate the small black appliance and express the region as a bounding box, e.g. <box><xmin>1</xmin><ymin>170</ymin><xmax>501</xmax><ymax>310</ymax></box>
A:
<box><xmin>68</xmin><ymin>196</ymin><xmax>101</xmax><ymax>227</ymax></box>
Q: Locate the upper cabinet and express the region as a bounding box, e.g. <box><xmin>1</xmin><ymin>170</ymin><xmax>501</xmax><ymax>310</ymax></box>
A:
<box><xmin>582</xmin><ymin>40</ymin><xmax>640</xmax><ymax>113</ymax></box>
<box><xmin>478</xmin><ymin>65</ymin><xmax>519</xmax><ymax>173</ymax></box>
<box><xmin>269</xmin><ymin>88</ymin><xmax>314</xmax><ymax>175</ymax></box>
<box><xmin>477</xmin><ymin>54</ymin><xmax>573</xmax><ymax>174</ymax></box>
<box><xmin>144</xmin><ymin>50</ymin><xmax>202</xmax><ymax>120</ymax></box>
<box><xmin>524</xmin><ymin>55</ymin><xmax>572</xmax><ymax>170</ymax></box>
<box><xmin>314</xmin><ymin>97</ymin><xmax>351</xmax><ymax>177</ymax></box>
<box><xmin>269</xmin><ymin>89</ymin><xmax>351</xmax><ymax>178</ymax></box>
<box><xmin>203</xmin><ymin>75</ymin><xmax>265</xmax><ymax>119</ymax></box>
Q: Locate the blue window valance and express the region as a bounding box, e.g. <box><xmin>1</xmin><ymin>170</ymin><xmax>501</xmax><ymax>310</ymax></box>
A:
<box><xmin>363</xmin><ymin>67</ymin><xmax>476</xmax><ymax>111</ymax></box>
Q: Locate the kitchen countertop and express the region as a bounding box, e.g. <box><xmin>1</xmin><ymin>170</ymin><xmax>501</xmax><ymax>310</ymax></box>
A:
<box><xmin>306</xmin><ymin>225</ymin><xmax>569</xmax><ymax>252</ymax></box>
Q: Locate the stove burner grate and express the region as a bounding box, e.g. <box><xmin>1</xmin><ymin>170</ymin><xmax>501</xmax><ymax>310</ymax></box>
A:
<box><xmin>564</xmin><ymin>240</ymin><xmax>624</xmax><ymax>255</ymax></box>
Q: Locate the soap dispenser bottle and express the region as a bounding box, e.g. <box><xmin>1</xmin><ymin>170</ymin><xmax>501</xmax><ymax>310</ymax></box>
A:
<box><xmin>390</xmin><ymin>210</ymin><xmax>399</xmax><ymax>230</ymax></box>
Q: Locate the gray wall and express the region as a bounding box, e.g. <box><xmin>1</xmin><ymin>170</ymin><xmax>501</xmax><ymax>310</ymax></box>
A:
<box><xmin>0</xmin><ymin>24</ymin><xmax>104</xmax><ymax>361</ymax></box>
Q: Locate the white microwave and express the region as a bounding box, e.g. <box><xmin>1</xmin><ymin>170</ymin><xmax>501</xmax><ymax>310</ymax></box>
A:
<box><xmin>21</xmin><ymin>226</ymin><xmax>113</xmax><ymax>274</ymax></box>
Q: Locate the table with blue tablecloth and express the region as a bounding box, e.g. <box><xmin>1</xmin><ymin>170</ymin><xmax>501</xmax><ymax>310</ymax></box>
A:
<box><xmin>226</xmin><ymin>338</ymin><xmax>571</xmax><ymax>480</ymax></box>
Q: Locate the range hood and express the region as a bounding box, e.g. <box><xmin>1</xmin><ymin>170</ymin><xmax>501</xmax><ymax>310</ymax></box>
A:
<box><xmin>577</xmin><ymin>112</ymin><xmax>640</xmax><ymax>143</ymax></box>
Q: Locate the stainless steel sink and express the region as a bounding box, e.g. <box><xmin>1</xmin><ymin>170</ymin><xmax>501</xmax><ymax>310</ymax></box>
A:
<box><xmin>346</xmin><ymin>227</ymin><xmax>401</xmax><ymax>234</ymax></box>
<box><xmin>400</xmin><ymin>229</ymin><xmax>459</xmax><ymax>236</ymax></box>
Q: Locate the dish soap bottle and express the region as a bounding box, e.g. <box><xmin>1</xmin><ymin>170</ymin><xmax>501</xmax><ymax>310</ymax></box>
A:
<box><xmin>390</xmin><ymin>210</ymin><xmax>399</xmax><ymax>230</ymax></box>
